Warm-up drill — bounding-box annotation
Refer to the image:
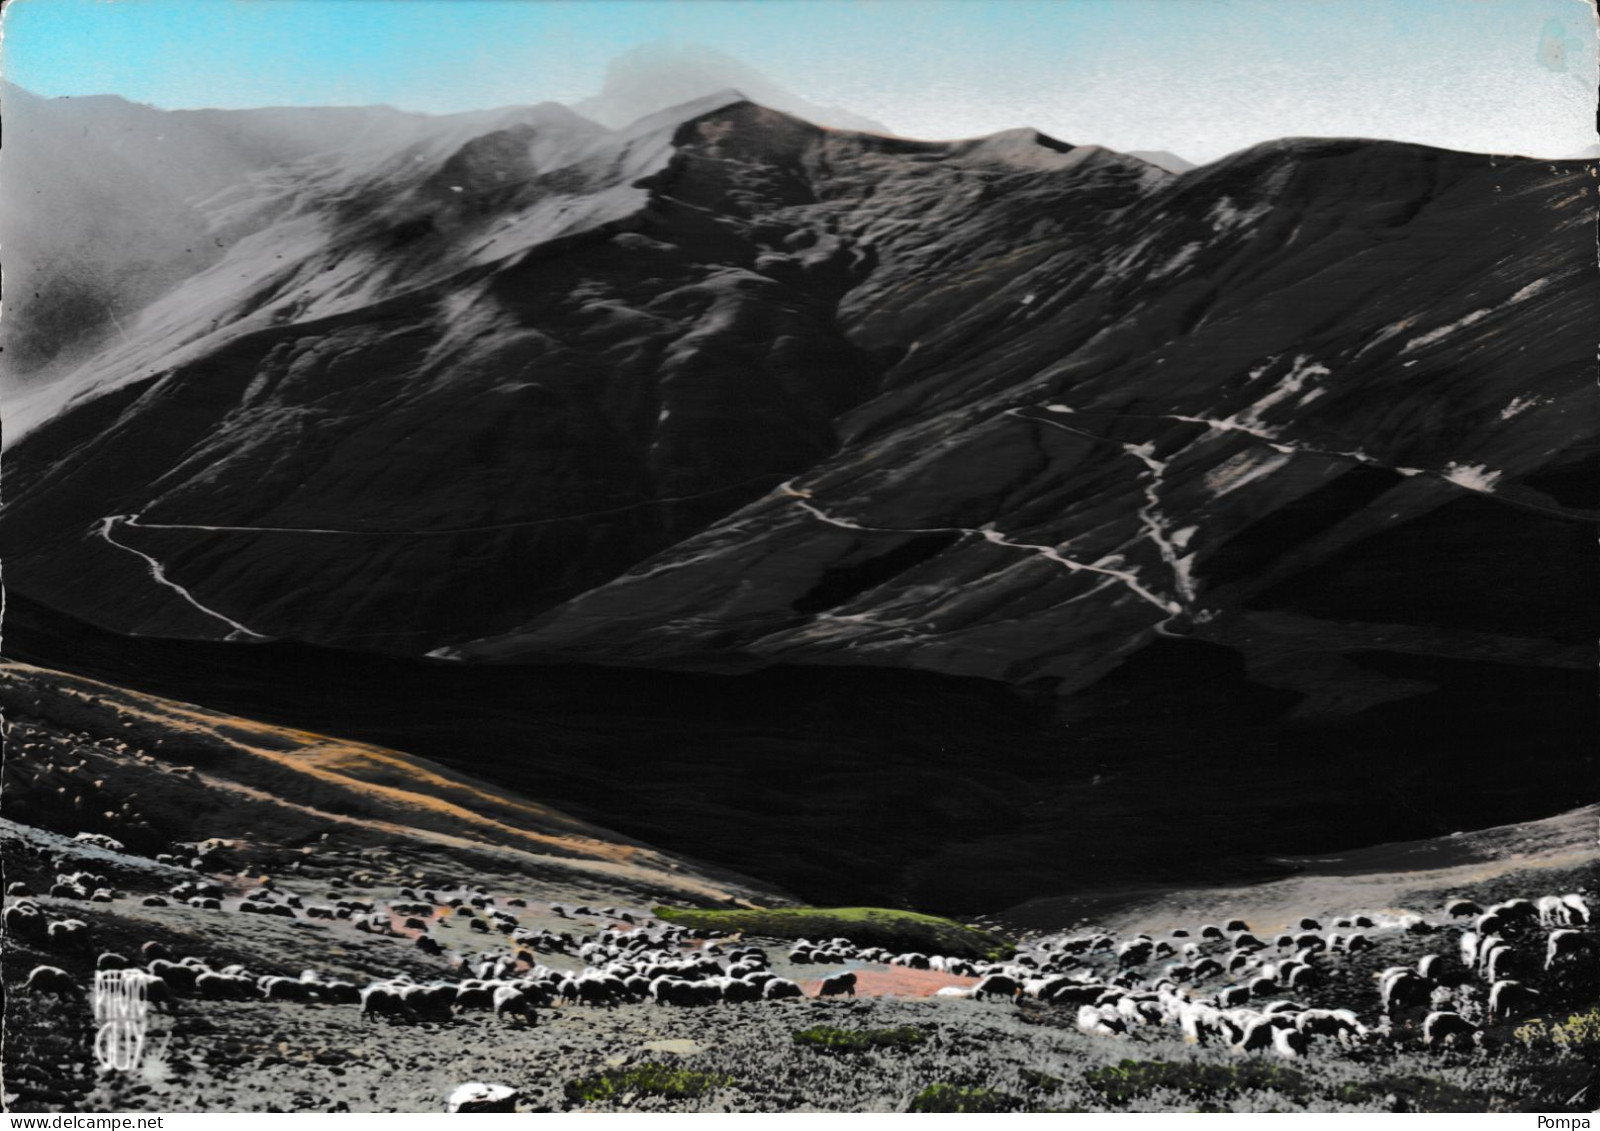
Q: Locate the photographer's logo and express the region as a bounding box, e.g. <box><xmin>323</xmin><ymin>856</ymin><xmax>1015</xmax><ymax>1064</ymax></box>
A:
<box><xmin>92</xmin><ymin>971</ymin><xmax>153</xmax><ymax>1073</ymax></box>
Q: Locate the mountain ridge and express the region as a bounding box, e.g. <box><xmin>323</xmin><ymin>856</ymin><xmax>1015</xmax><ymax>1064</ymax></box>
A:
<box><xmin>2</xmin><ymin>94</ymin><xmax>1593</xmax><ymax>718</ymax></box>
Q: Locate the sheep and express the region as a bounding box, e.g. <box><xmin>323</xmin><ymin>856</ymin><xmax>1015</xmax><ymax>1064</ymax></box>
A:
<box><xmin>1247</xmin><ymin>976</ymin><xmax>1278</xmax><ymax>999</ymax></box>
<box><xmin>1231</xmin><ymin>933</ymin><xmax>1264</xmax><ymax>952</ymax></box>
<box><xmin>818</xmin><ymin>972</ymin><xmax>857</xmax><ymax>998</ymax></box>
<box><xmin>1345</xmin><ymin>933</ymin><xmax>1374</xmax><ymax>953</ymax></box>
<box><xmin>1218</xmin><ymin>986</ymin><xmax>1251</xmax><ymax>1008</ymax></box>
<box><xmin>1237</xmin><ymin>1015</ymin><xmax>1277</xmax><ymax>1053</ymax></box>
<box><xmin>1484</xmin><ymin>943</ymin><xmax>1522</xmax><ymax>983</ymax></box>
<box><xmin>24</xmin><ymin>965</ymin><xmax>80</xmax><ymax>998</ymax></box>
<box><xmin>259</xmin><ymin>976</ymin><xmax>318</xmax><ymax>1002</ymax></box>
<box><xmin>1287</xmin><ymin>966</ymin><xmax>1320</xmax><ymax>990</ymax></box>
<box><xmin>1271</xmin><ymin>1026</ymin><xmax>1309</xmax><ymax>1058</ymax></box>
<box><xmin>73</xmin><ymin>832</ymin><xmax>125</xmax><ymax>852</ymax></box>
<box><xmin>1416</xmin><ymin>955</ymin><xmax>1445</xmax><ymax>981</ymax></box>
<box><xmin>1176</xmin><ymin>1003</ymin><xmax>1210</xmax><ymax>1044</ymax></box>
<box><xmin>1381</xmin><ymin>971</ymin><xmax>1432</xmax><ymax>1015</ymax></box>
<box><xmin>763</xmin><ymin>978</ymin><xmax>803</xmax><ymax>1000</ymax></box>
<box><xmin>1116</xmin><ymin>941</ymin><xmax>1153</xmax><ymax>968</ymax></box>
<box><xmin>111</xmin><ymin>971</ymin><xmax>175</xmax><ymax>1013</ymax></box>
<box><xmin>402</xmin><ymin>983</ymin><xmax>456</xmax><ymax>1020</ymax></box>
<box><xmin>1200</xmin><ymin>925</ymin><xmax>1225</xmax><ymax>940</ymax></box>
<box><xmin>1043</xmin><ymin>981</ymin><xmax>1108</xmax><ymax>1005</ymax></box>
<box><xmin>1546</xmin><ymin>928</ymin><xmax>1591</xmax><ymax>971</ymax></box>
<box><xmin>1488</xmin><ymin>979</ymin><xmax>1539</xmax><ymax>1022</ymax></box>
<box><xmin>1459</xmin><ymin>931</ymin><xmax>1480</xmax><ymax>969</ymax></box>
<box><xmin>47</xmin><ymin>918</ymin><xmax>91</xmax><ymax>951</ymax></box>
<box><xmin>493</xmin><ymin>985</ymin><xmax>538</xmax><ymax>1025</ymax></box>
<box><xmin>1561</xmin><ymin>893</ymin><xmax>1591</xmax><ymax>926</ymax></box>
<box><xmin>1476</xmin><ymin>935</ymin><xmax>1508</xmax><ymax>976</ymax></box>
<box><xmin>320</xmin><ymin>980</ymin><xmax>362</xmax><ymax>1005</ymax></box>
<box><xmin>1296</xmin><ymin>1008</ymin><xmax>1363</xmax><ymax>1044</ymax></box>
<box><xmin>458</xmin><ymin>981</ymin><xmax>501</xmax><ymax>1009</ymax></box>
<box><xmin>6</xmin><ymin>881</ymin><xmax>31</xmax><ymax>897</ymax></box>
<box><xmin>972</xmin><ymin>973</ymin><xmax>1021</xmax><ymax>1001</ymax></box>
<box><xmin>573</xmin><ymin>974</ymin><xmax>628</xmax><ymax>1006</ymax></box>
<box><xmin>719</xmin><ymin>978</ymin><xmax>764</xmax><ymax>1003</ymax></box>
<box><xmin>1492</xmin><ymin>899</ymin><xmax>1539</xmax><ymax>924</ymax></box>
<box><xmin>1474</xmin><ymin>911</ymin><xmax>1509</xmax><ymax>938</ymax></box>
<box><xmin>1298</xmin><ymin>918</ymin><xmax>1321</xmax><ymax>931</ymax></box>
<box><xmin>650</xmin><ymin>977</ymin><xmax>719</xmax><ymax>1006</ymax></box>
<box><xmin>1537</xmin><ymin>895</ymin><xmax>1571</xmax><ymax>927</ymax></box>
<box><xmin>96</xmin><ymin>952</ymin><xmax>132</xmax><ymax>971</ymax></box>
<box><xmin>1076</xmin><ymin>1004</ymin><xmax>1127</xmax><ymax>1038</ymax></box>
<box><xmin>195</xmin><ymin>973</ymin><xmax>255</xmax><ymax>1001</ymax></box>
<box><xmin>360</xmin><ymin>983</ymin><xmax>416</xmax><ymax>1022</ymax></box>
<box><xmin>147</xmin><ymin>960</ymin><xmax>197</xmax><ymax>993</ymax></box>
<box><xmin>1226</xmin><ymin>919</ymin><xmax>1250</xmax><ymax>933</ymax></box>
<box><xmin>1422</xmin><ymin>1010</ymin><xmax>1477</xmax><ymax>1048</ymax></box>
<box><xmin>141</xmin><ymin>941</ymin><xmax>171</xmax><ymax>962</ymax></box>
<box><xmin>1193</xmin><ymin>959</ymin><xmax>1224</xmax><ymax>980</ymax></box>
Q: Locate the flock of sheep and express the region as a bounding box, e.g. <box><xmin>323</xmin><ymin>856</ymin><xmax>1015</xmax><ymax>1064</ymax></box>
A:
<box><xmin>8</xmin><ymin>830</ymin><xmax>1593</xmax><ymax>1075</ymax></box>
<box><xmin>940</xmin><ymin>893</ymin><xmax>1593</xmax><ymax>1059</ymax></box>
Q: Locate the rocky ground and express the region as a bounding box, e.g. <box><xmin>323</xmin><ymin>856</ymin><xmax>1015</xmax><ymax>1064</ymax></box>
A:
<box><xmin>2</xmin><ymin>662</ymin><xmax>1595</xmax><ymax>1114</ymax></box>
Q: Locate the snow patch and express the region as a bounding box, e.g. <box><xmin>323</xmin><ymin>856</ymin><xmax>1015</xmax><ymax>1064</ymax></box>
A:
<box><xmin>1499</xmin><ymin>394</ymin><xmax>1548</xmax><ymax>420</ymax></box>
<box><xmin>1203</xmin><ymin>450</ymin><xmax>1293</xmax><ymax>498</ymax></box>
<box><xmin>1508</xmin><ymin>277</ymin><xmax>1550</xmax><ymax>304</ymax></box>
<box><xmin>1206</xmin><ymin>195</ymin><xmax>1272</xmax><ymax>235</ymax></box>
<box><xmin>1441</xmin><ymin>463</ymin><xmax>1503</xmax><ymax>493</ymax></box>
<box><xmin>1243</xmin><ymin>355</ymin><xmax>1330</xmax><ymax>425</ymax></box>
<box><xmin>1151</xmin><ymin>241</ymin><xmax>1203</xmax><ymax>278</ymax></box>
<box><xmin>1400</xmin><ymin>308</ymin><xmax>1492</xmax><ymax>353</ymax></box>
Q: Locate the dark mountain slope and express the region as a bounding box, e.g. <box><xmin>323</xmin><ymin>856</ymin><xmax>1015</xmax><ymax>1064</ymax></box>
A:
<box><xmin>1</xmin><ymin>99</ymin><xmax>1593</xmax><ymax>745</ymax></box>
<box><xmin>3</xmin><ymin>595</ymin><xmax>1592</xmax><ymax>913</ymax></box>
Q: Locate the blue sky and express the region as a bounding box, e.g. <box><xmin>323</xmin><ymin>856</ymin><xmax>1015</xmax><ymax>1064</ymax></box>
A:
<box><xmin>3</xmin><ymin>0</ymin><xmax>1595</xmax><ymax>162</ymax></box>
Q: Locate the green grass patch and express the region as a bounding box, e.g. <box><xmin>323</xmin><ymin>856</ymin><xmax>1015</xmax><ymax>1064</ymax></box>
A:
<box><xmin>564</xmin><ymin>1063</ymin><xmax>733</xmax><ymax>1106</ymax></box>
<box><xmin>1019</xmin><ymin>1068</ymin><xmax>1063</xmax><ymax>1094</ymax></box>
<box><xmin>652</xmin><ymin>905</ymin><xmax>1014</xmax><ymax>959</ymax></box>
<box><xmin>1331</xmin><ymin>1074</ymin><xmax>1487</xmax><ymax>1113</ymax></box>
<box><xmin>1084</xmin><ymin>1059</ymin><xmax>1311</xmax><ymax>1105</ymax></box>
<box><xmin>908</xmin><ymin>1084</ymin><xmax>1022</xmax><ymax>1113</ymax></box>
<box><xmin>792</xmin><ymin>1025</ymin><xmax>930</xmax><ymax>1054</ymax></box>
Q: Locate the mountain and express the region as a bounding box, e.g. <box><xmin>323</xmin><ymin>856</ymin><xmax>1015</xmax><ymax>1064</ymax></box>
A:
<box><xmin>573</xmin><ymin>42</ymin><xmax>893</xmax><ymax>135</ymax></box>
<box><xmin>1</xmin><ymin>92</ymin><xmax>1594</xmax><ymax>910</ymax></box>
<box><xmin>0</xmin><ymin>82</ymin><xmax>604</xmax><ymax>389</ymax></box>
<box><xmin>4</xmin><ymin>98</ymin><xmax>1592</xmax><ymax>703</ymax></box>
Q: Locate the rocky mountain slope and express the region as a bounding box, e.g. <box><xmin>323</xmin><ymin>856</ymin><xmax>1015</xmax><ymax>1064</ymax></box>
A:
<box><xmin>3</xmin><ymin>95</ymin><xmax>1594</xmax><ymax>719</ymax></box>
<box><xmin>0</xmin><ymin>658</ymin><xmax>778</xmax><ymax>908</ymax></box>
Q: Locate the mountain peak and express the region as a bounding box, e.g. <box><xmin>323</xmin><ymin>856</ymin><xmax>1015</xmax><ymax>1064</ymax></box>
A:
<box><xmin>574</xmin><ymin>42</ymin><xmax>891</xmax><ymax>135</ymax></box>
